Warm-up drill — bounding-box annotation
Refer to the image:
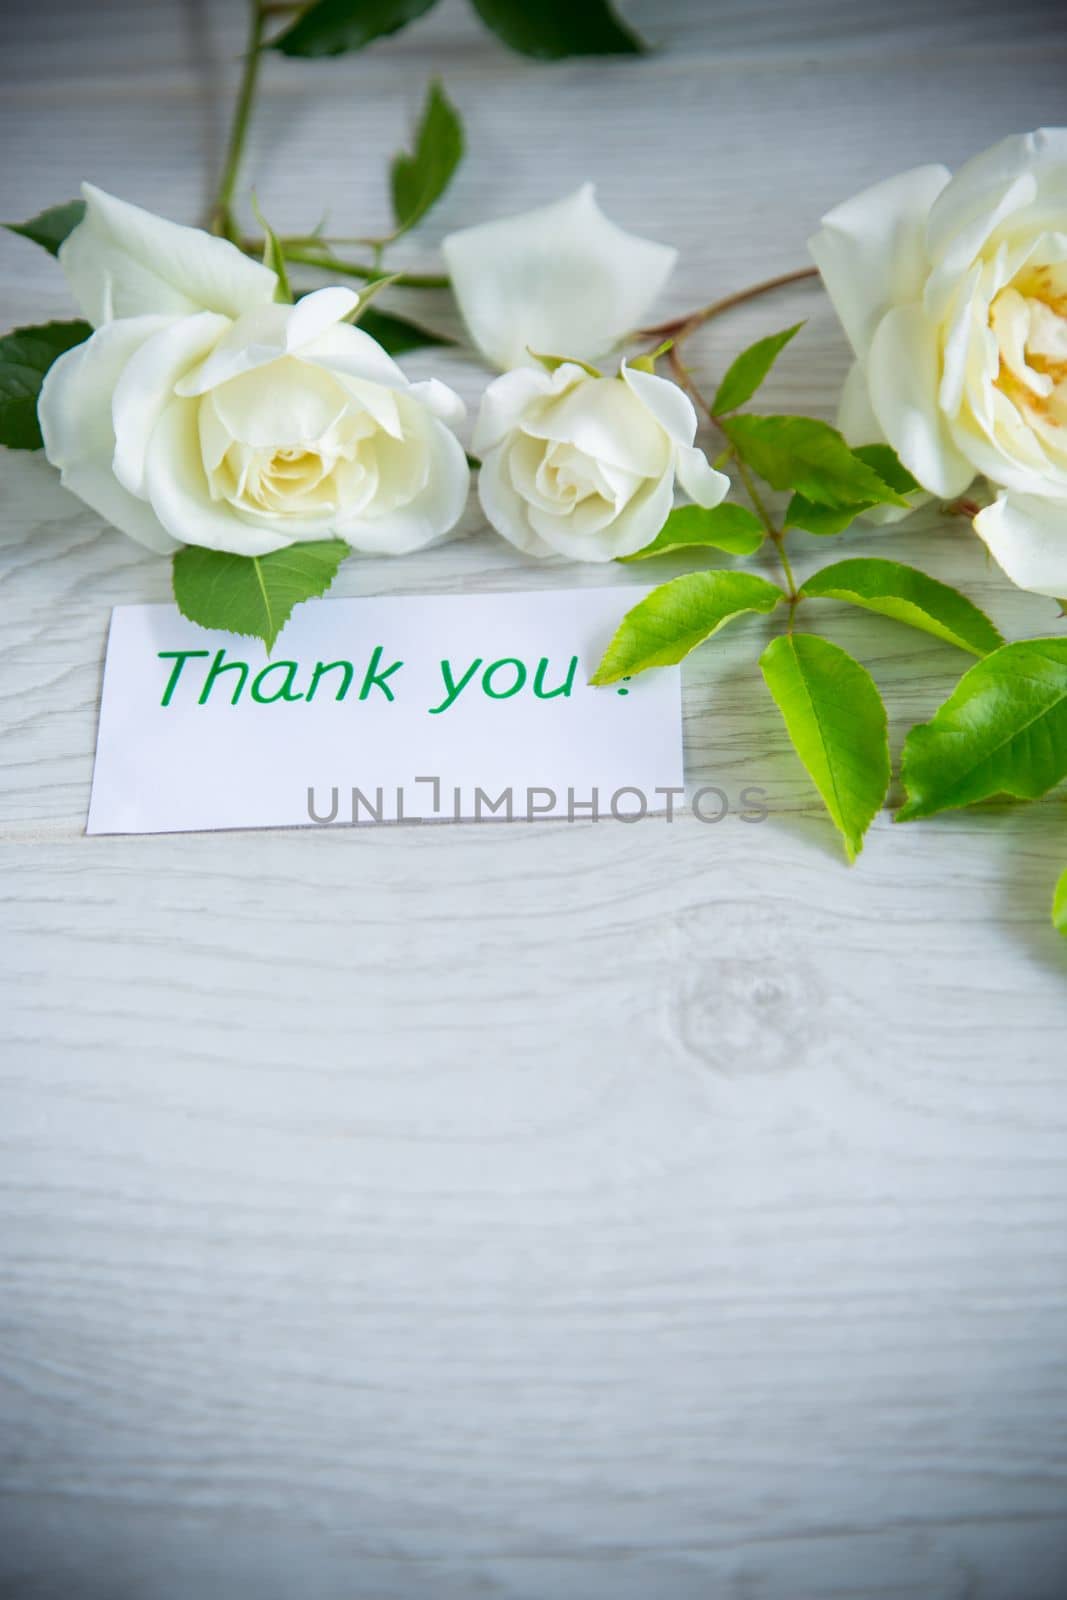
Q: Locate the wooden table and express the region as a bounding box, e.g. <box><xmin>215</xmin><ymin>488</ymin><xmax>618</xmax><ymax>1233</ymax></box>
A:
<box><xmin>2</xmin><ymin>3</ymin><xmax>1066</xmax><ymax>1595</ymax></box>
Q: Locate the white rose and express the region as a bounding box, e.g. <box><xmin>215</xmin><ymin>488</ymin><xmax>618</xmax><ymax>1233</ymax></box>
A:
<box><xmin>39</xmin><ymin>184</ymin><xmax>469</xmax><ymax>557</ymax></box>
<box><xmin>809</xmin><ymin>128</ymin><xmax>1067</xmax><ymax>597</ymax></box>
<box><xmin>443</xmin><ymin>185</ymin><xmax>677</xmax><ymax>370</ymax></box>
<box><xmin>473</xmin><ymin>360</ymin><xmax>729</xmax><ymax>561</ymax></box>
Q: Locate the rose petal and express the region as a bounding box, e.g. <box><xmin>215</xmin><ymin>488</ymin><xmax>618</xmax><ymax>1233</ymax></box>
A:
<box><xmin>472</xmin><ymin>365</ymin><xmax>569</xmax><ymax>455</ymax></box>
<box><xmin>285</xmin><ymin>286</ymin><xmax>359</xmax><ymax>349</ymax></box>
<box><xmin>407</xmin><ymin>377</ymin><xmax>466</xmax><ymax>430</ymax></box>
<box><xmin>174</xmin><ymin>304</ymin><xmax>291</xmax><ymax>396</ymax></box>
<box><xmin>924</xmin><ymin>172</ymin><xmax>1037</xmax><ymax>323</ymax></box>
<box><xmin>808</xmin><ymin>164</ymin><xmax>950</xmax><ymax>357</ymax></box>
<box><xmin>208</xmin><ymin>359</ymin><xmax>351</xmax><ymax>449</ymax></box>
<box><xmin>675</xmin><ymin>444</ymin><xmax>729</xmax><ymax>509</ymax></box>
<box><xmin>836</xmin><ymin>358</ymin><xmax>883</xmax><ymax>446</ymax></box>
<box><xmin>866</xmin><ymin>304</ymin><xmax>975</xmax><ymax>497</ymax></box>
<box><xmin>477</xmin><ymin>445</ymin><xmax>555</xmax><ymax>557</ymax></box>
<box><xmin>619</xmin><ymin>362</ymin><xmax>698</xmax><ymax>444</ymax></box>
<box><xmin>176</xmin><ymin>294</ymin><xmax>389</xmax><ymax>400</ymax></box>
<box><xmin>443</xmin><ymin>184</ymin><xmax>677</xmax><ymax>370</ymax></box>
<box><xmin>111</xmin><ymin>312</ymin><xmax>230</xmax><ymax>497</ymax></box>
<box><xmin>37</xmin><ymin>315</ymin><xmax>178</xmax><ymax>552</ymax></box>
<box><xmin>926</xmin><ymin>129</ymin><xmax>1067</xmax><ymax>279</ymax></box>
<box><xmin>144</xmin><ymin>399</ymin><xmax>310</xmax><ymax>554</ymax></box>
<box><xmin>973</xmin><ymin>492</ymin><xmax>1067</xmax><ymax>598</ymax></box>
<box><xmin>60</xmin><ymin>183</ymin><xmax>278</xmax><ymax>327</ymax></box>
<box><xmin>301</xmin><ymin>321</ymin><xmax>410</xmax><ymax>390</ymax></box>
<box><xmin>530</xmin><ymin>468</ymin><xmax>675</xmax><ymax>563</ymax></box>
<box><xmin>339</xmin><ymin>417</ymin><xmax>470</xmax><ymax>554</ymax></box>
<box><xmin>521</xmin><ymin>376</ymin><xmax>669</xmax><ymax>476</ymax></box>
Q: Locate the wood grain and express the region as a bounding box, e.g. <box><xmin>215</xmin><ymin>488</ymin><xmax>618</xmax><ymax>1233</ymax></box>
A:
<box><xmin>1</xmin><ymin>3</ymin><xmax>1067</xmax><ymax>1597</ymax></box>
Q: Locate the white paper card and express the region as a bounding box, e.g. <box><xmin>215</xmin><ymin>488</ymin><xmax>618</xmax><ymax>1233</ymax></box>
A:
<box><xmin>86</xmin><ymin>589</ymin><xmax>683</xmax><ymax>835</ymax></box>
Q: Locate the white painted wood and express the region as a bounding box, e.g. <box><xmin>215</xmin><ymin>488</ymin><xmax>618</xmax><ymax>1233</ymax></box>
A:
<box><xmin>1</xmin><ymin>3</ymin><xmax>1067</xmax><ymax>1596</ymax></box>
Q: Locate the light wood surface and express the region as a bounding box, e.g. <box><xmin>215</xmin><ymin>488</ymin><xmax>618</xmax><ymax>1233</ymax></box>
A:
<box><xmin>2</xmin><ymin>3</ymin><xmax>1066</xmax><ymax>1596</ymax></box>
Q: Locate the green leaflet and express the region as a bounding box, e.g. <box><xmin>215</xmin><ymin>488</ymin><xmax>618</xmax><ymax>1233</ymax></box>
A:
<box><xmin>620</xmin><ymin>503</ymin><xmax>765</xmax><ymax>562</ymax></box>
<box><xmin>5</xmin><ymin>199</ymin><xmax>86</xmax><ymax>257</ymax></box>
<box><xmin>785</xmin><ymin>445</ymin><xmax>919</xmax><ymax>536</ymax></box>
<box><xmin>850</xmin><ymin>444</ymin><xmax>919</xmax><ymax>495</ymax></box>
<box><xmin>390</xmin><ymin>80</ymin><xmax>464</xmax><ymax>235</ymax></box>
<box><xmin>799</xmin><ymin>558</ymin><xmax>1004</xmax><ymax>657</ymax></box>
<box><xmin>898</xmin><ymin>638</ymin><xmax>1067</xmax><ymax>821</ymax></box>
<box><xmin>590</xmin><ymin>571</ymin><xmax>783</xmax><ymax>683</ymax></box>
<box><xmin>1053</xmin><ymin>867</ymin><xmax>1067</xmax><ymax>939</ymax></box>
<box><xmin>0</xmin><ymin>319</ymin><xmax>92</xmax><ymax>451</ymax></box>
<box><xmin>271</xmin><ymin>0</ymin><xmax>438</xmax><ymax>57</ymax></box>
<box><xmin>270</xmin><ymin>0</ymin><xmax>642</xmax><ymax>57</ymax></box>
<box><xmin>468</xmin><ymin>0</ymin><xmax>643</xmax><ymax>58</ymax></box>
<box><xmin>760</xmin><ymin>632</ymin><xmax>889</xmax><ymax>863</ymax></box>
<box><xmin>785</xmin><ymin>495</ymin><xmax>869</xmax><ymax>537</ymax></box>
<box><xmin>712</xmin><ymin>324</ymin><xmax>803</xmax><ymax>416</ymax></box>
<box><xmin>723</xmin><ymin>414</ymin><xmax>910</xmax><ymax>510</ymax></box>
<box><xmin>172</xmin><ymin>541</ymin><xmax>349</xmax><ymax>654</ymax></box>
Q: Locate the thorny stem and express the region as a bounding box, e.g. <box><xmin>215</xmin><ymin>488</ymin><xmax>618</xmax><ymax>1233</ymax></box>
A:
<box><xmin>667</xmin><ymin>343</ymin><xmax>799</xmax><ymax>612</ymax></box>
<box><xmin>210</xmin><ymin>0</ymin><xmax>266</xmax><ymax>241</ymax></box>
<box><xmin>641</xmin><ymin>264</ymin><xmax>820</xmax><ymax>346</ymax></box>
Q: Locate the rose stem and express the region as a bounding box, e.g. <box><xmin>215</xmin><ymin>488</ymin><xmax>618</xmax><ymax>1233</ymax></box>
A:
<box><xmin>213</xmin><ymin>1</ymin><xmax>452</xmax><ymax>290</ymax></box>
<box><xmin>667</xmin><ymin>342</ymin><xmax>799</xmax><ymax>608</ymax></box>
<box><xmin>210</xmin><ymin>0</ymin><xmax>267</xmax><ymax>242</ymax></box>
<box><xmin>280</xmin><ymin>245</ymin><xmax>450</xmax><ymax>291</ymax></box>
<box><xmin>640</xmin><ymin>264</ymin><xmax>820</xmax><ymax>345</ymax></box>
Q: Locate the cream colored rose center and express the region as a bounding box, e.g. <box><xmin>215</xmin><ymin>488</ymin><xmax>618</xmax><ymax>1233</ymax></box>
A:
<box><xmin>507</xmin><ymin>432</ymin><xmax>646</xmax><ymax>535</ymax></box>
<box><xmin>990</xmin><ymin>264</ymin><xmax>1067</xmax><ymax>434</ymax></box>
<box><xmin>195</xmin><ymin>357</ymin><xmax>427</xmax><ymax>526</ymax></box>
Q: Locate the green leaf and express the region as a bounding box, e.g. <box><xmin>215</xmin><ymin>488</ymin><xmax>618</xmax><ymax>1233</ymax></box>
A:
<box><xmin>4</xmin><ymin>199</ymin><xmax>85</xmax><ymax>257</ymax></box>
<box><xmin>850</xmin><ymin>443</ymin><xmax>919</xmax><ymax>495</ymax></box>
<box><xmin>390</xmin><ymin>79</ymin><xmax>464</xmax><ymax>235</ymax></box>
<box><xmin>785</xmin><ymin>445</ymin><xmax>920</xmax><ymax>536</ymax></box>
<box><xmin>723</xmin><ymin>415</ymin><xmax>911</xmax><ymax>509</ymax></box>
<box><xmin>468</xmin><ymin>0</ymin><xmax>644</xmax><ymax>57</ymax></box>
<box><xmin>590</xmin><ymin>571</ymin><xmax>784</xmax><ymax>683</ymax></box>
<box><xmin>356</xmin><ymin>306</ymin><xmax>452</xmax><ymax>355</ymax></box>
<box><xmin>1053</xmin><ymin>867</ymin><xmax>1067</xmax><ymax>939</ymax></box>
<box><xmin>784</xmin><ymin>494</ymin><xmax>867</xmax><ymax>537</ymax></box>
<box><xmin>799</xmin><ymin>558</ymin><xmax>1004</xmax><ymax>657</ymax></box>
<box><xmin>172</xmin><ymin>541</ymin><xmax>349</xmax><ymax>654</ymax></box>
<box><xmin>760</xmin><ymin>632</ymin><xmax>889</xmax><ymax>863</ymax></box>
<box><xmin>898</xmin><ymin>638</ymin><xmax>1067</xmax><ymax>821</ymax></box>
<box><xmin>0</xmin><ymin>319</ymin><xmax>92</xmax><ymax>451</ymax></box>
<box><xmin>620</xmin><ymin>502</ymin><xmax>765</xmax><ymax>562</ymax></box>
<box><xmin>712</xmin><ymin>324</ymin><xmax>803</xmax><ymax>416</ymax></box>
<box><xmin>272</xmin><ymin>0</ymin><xmax>438</xmax><ymax>56</ymax></box>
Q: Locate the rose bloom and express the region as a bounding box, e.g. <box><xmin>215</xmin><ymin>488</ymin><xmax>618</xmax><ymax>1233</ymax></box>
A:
<box><xmin>473</xmin><ymin>361</ymin><xmax>729</xmax><ymax>561</ymax></box>
<box><xmin>39</xmin><ymin>185</ymin><xmax>468</xmax><ymax>557</ymax></box>
<box><xmin>810</xmin><ymin>128</ymin><xmax>1067</xmax><ymax>597</ymax></box>
<box><xmin>441</xmin><ymin>185</ymin><xmax>725</xmax><ymax>561</ymax></box>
